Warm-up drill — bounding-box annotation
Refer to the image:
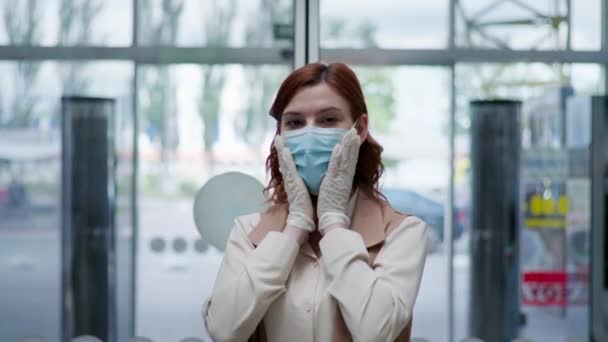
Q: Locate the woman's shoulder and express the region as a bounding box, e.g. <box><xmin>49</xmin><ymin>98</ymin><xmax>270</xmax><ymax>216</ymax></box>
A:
<box><xmin>381</xmin><ymin>208</ymin><xmax>429</xmax><ymax>251</ymax></box>
<box><xmin>233</xmin><ymin>203</ymin><xmax>288</xmax><ymax>246</ymax></box>
<box><xmin>398</xmin><ymin>215</ymin><xmax>428</xmax><ymax>231</ymax></box>
<box><xmin>381</xmin><ymin>200</ymin><xmax>428</xmax><ymax>235</ymax></box>
<box><xmin>233</xmin><ymin>212</ymin><xmax>263</xmax><ymax>236</ymax></box>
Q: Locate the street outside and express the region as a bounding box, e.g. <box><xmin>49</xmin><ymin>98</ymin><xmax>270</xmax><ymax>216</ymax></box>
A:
<box><xmin>0</xmin><ymin>198</ymin><xmax>588</xmax><ymax>342</ymax></box>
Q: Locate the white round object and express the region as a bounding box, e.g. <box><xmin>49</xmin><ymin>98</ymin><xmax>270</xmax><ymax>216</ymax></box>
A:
<box><xmin>193</xmin><ymin>172</ymin><xmax>267</xmax><ymax>251</ymax></box>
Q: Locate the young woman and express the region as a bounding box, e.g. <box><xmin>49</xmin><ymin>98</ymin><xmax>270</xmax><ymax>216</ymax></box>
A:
<box><xmin>204</xmin><ymin>63</ymin><xmax>429</xmax><ymax>342</ymax></box>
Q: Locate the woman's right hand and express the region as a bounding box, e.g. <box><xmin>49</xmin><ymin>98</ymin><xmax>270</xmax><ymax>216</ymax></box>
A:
<box><xmin>274</xmin><ymin>135</ymin><xmax>316</xmax><ymax>235</ymax></box>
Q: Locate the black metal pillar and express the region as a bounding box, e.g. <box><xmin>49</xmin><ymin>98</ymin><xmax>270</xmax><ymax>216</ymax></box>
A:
<box><xmin>590</xmin><ymin>96</ymin><xmax>608</xmax><ymax>342</ymax></box>
<box><xmin>469</xmin><ymin>99</ymin><xmax>521</xmax><ymax>342</ymax></box>
<box><xmin>61</xmin><ymin>96</ymin><xmax>117</xmax><ymax>342</ymax></box>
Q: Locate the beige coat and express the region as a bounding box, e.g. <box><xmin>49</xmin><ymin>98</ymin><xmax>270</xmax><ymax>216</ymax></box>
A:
<box><xmin>204</xmin><ymin>190</ymin><xmax>429</xmax><ymax>342</ymax></box>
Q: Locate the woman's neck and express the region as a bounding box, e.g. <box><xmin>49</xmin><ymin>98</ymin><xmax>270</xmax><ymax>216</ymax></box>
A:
<box><xmin>311</xmin><ymin>195</ymin><xmax>318</xmax><ymax>224</ymax></box>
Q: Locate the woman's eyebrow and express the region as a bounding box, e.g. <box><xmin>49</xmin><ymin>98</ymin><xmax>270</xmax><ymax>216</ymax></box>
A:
<box><xmin>282</xmin><ymin>111</ymin><xmax>302</xmax><ymax>118</ymax></box>
<box><xmin>317</xmin><ymin>106</ymin><xmax>343</xmax><ymax>114</ymax></box>
<box><xmin>282</xmin><ymin>107</ymin><xmax>342</xmax><ymax>117</ymax></box>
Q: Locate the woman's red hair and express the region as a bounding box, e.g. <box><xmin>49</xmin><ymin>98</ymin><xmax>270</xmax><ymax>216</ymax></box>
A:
<box><xmin>265</xmin><ymin>62</ymin><xmax>386</xmax><ymax>205</ymax></box>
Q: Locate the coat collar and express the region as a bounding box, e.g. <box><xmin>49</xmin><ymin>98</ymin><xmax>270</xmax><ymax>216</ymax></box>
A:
<box><xmin>248</xmin><ymin>190</ymin><xmax>390</xmax><ymax>249</ymax></box>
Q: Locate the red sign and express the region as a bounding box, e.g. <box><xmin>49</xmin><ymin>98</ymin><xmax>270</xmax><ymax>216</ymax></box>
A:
<box><xmin>522</xmin><ymin>272</ymin><xmax>567</xmax><ymax>306</ymax></box>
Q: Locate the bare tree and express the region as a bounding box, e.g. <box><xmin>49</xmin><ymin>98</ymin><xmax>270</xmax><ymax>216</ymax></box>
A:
<box><xmin>321</xmin><ymin>17</ymin><xmax>396</xmax><ymax>133</ymax></box>
<box><xmin>1</xmin><ymin>0</ymin><xmax>43</xmax><ymax>127</ymax></box>
<box><xmin>235</xmin><ymin>0</ymin><xmax>291</xmax><ymax>147</ymax></box>
<box><xmin>197</xmin><ymin>0</ymin><xmax>236</xmax><ymax>171</ymax></box>
<box><xmin>235</xmin><ymin>5</ymin><xmax>396</xmax><ymax>158</ymax></box>
<box><xmin>58</xmin><ymin>0</ymin><xmax>105</xmax><ymax>95</ymax></box>
<box><xmin>139</xmin><ymin>0</ymin><xmax>183</xmax><ymax>164</ymax></box>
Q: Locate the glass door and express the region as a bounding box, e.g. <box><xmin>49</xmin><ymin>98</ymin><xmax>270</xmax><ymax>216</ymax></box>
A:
<box><xmin>453</xmin><ymin>63</ymin><xmax>604</xmax><ymax>342</ymax></box>
<box><xmin>319</xmin><ymin>1</ymin><xmax>451</xmax><ymax>340</ymax></box>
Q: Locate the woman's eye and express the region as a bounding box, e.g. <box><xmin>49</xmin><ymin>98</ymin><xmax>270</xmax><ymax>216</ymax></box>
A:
<box><xmin>286</xmin><ymin>120</ymin><xmax>303</xmax><ymax>128</ymax></box>
<box><xmin>320</xmin><ymin>116</ymin><xmax>337</xmax><ymax>124</ymax></box>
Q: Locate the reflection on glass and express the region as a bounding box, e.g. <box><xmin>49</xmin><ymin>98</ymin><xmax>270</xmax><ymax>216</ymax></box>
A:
<box><xmin>321</xmin><ymin>0</ymin><xmax>448</xmax><ymax>49</ymax></box>
<box><xmin>349</xmin><ymin>66</ymin><xmax>449</xmax><ymax>341</ymax></box>
<box><xmin>0</xmin><ymin>61</ymin><xmax>133</xmax><ymax>342</ymax></box>
<box><xmin>0</xmin><ymin>0</ymin><xmax>132</xmax><ymax>46</ymax></box>
<box><xmin>455</xmin><ymin>63</ymin><xmax>602</xmax><ymax>147</ymax></box>
<box><xmin>571</xmin><ymin>0</ymin><xmax>601</xmax><ymax>50</ymax></box>
<box><xmin>455</xmin><ymin>0</ymin><xmax>600</xmax><ymax>50</ymax></box>
<box><xmin>136</xmin><ymin>0</ymin><xmax>293</xmax><ymax>47</ymax></box>
<box><xmin>454</xmin><ymin>63</ymin><xmax>601</xmax><ymax>342</ymax></box>
<box><xmin>135</xmin><ymin>64</ymin><xmax>290</xmax><ymax>341</ymax></box>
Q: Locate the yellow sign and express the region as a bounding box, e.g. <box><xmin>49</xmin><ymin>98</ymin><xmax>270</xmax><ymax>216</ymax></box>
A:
<box><xmin>526</xmin><ymin>194</ymin><xmax>568</xmax><ymax>229</ymax></box>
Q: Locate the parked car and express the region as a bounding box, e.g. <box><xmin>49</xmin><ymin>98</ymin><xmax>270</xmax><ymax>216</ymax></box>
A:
<box><xmin>381</xmin><ymin>188</ymin><xmax>465</xmax><ymax>243</ymax></box>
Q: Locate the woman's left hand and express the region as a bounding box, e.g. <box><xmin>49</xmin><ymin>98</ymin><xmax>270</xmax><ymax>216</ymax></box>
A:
<box><xmin>317</xmin><ymin>127</ymin><xmax>362</xmax><ymax>235</ymax></box>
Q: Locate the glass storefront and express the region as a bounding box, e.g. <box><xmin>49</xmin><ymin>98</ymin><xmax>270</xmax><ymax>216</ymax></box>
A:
<box><xmin>453</xmin><ymin>63</ymin><xmax>603</xmax><ymax>341</ymax></box>
<box><xmin>0</xmin><ymin>61</ymin><xmax>133</xmax><ymax>341</ymax></box>
<box><xmin>1</xmin><ymin>1</ymin><xmax>606</xmax><ymax>341</ymax></box>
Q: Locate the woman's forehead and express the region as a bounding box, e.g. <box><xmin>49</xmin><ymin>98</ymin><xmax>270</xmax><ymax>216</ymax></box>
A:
<box><xmin>283</xmin><ymin>83</ymin><xmax>350</xmax><ymax>116</ymax></box>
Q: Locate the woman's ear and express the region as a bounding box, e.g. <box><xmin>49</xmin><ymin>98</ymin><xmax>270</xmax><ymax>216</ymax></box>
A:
<box><xmin>356</xmin><ymin>113</ymin><xmax>369</xmax><ymax>142</ymax></box>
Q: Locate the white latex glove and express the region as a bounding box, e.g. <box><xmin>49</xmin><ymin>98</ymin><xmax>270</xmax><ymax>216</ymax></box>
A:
<box><xmin>317</xmin><ymin>128</ymin><xmax>362</xmax><ymax>235</ymax></box>
<box><xmin>274</xmin><ymin>135</ymin><xmax>316</xmax><ymax>232</ymax></box>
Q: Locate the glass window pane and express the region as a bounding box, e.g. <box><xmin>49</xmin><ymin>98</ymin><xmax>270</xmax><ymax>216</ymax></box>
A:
<box><xmin>0</xmin><ymin>0</ymin><xmax>132</xmax><ymax>46</ymax></box>
<box><xmin>571</xmin><ymin>0</ymin><xmax>601</xmax><ymax>50</ymax></box>
<box><xmin>454</xmin><ymin>63</ymin><xmax>601</xmax><ymax>341</ymax></box>
<box><xmin>135</xmin><ymin>64</ymin><xmax>291</xmax><ymax>341</ymax></box>
<box><xmin>321</xmin><ymin>0</ymin><xmax>448</xmax><ymax>49</ymax></box>
<box><xmin>0</xmin><ymin>61</ymin><xmax>133</xmax><ymax>342</ymax></box>
<box><xmin>350</xmin><ymin>65</ymin><xmax>450</xmax><ymax>341</ymax></box>
<box><xmin>136</xmin><ymin>0</ymin><xmax>293</xmax><ymax>47</ymax></box>
<box><xmin>455</xmin><ymin>0</ymin><xmax>601</xmax><ymax>50</ymax></box>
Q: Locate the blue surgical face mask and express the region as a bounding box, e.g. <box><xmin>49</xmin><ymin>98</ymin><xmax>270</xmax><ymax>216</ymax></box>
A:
<box><xmin>283</xmin><ymin>126</ymin><xmax>349</xmax><ymax>195</ymax></box>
